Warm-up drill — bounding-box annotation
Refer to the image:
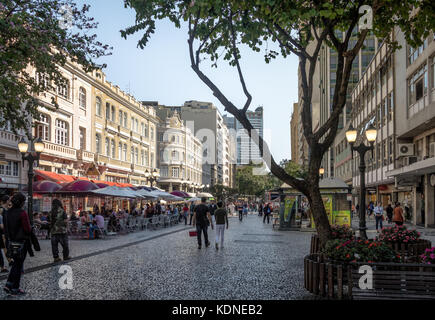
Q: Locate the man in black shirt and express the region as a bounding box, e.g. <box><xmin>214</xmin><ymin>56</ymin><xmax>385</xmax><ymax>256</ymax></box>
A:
<box><xmin>192</xmin><ymin>198</ymin><xmax>213</xmax><ymax>249</ymax></box>
<box><xmin>209</xmin><ymin>201</ymin><xmax>217</xmax><ymax>224</ymax></box>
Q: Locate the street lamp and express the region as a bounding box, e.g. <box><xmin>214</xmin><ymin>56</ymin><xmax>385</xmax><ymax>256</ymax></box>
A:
<box><xmin>346</xmin><ymin>123</ymin><xmax>377</xmax><ymax>240</ymax></box>
<box><xmin>145</xmin><ymin>168</ymin><xmax>160</xmax><ymax>187</ymax></box>
<box><xmin>18</xmin><ymin>136</ymin><xmax>45</xmax><ymax>225</ymax></box>
<box><xmin>319</xmin><ymin>167</ymin><xmax>325</xmax><ymax>179</ymax></box>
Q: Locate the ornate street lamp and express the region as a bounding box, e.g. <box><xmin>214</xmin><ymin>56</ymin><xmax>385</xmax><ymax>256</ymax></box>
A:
<box><xmin>18</xmin><ymin>136</ymin><xmax>45</xmax><ymax>225</ymax></box>
<box><xmin>145</xmin><ymin>168</ymin><xmax>160</xmax><ymax>187</ymax></box>
<box><xmin>319</xmin><ymin>167</ymin><xmax>325</xmax><ymax>179</ymax></box>
<box><xmin>346</xmin><ymin>122</ymin><xmax>377</xmax><ymax>239</ymax></box>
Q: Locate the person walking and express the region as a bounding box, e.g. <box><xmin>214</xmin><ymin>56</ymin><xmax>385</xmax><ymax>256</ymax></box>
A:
<box><xmin>258</xmin><ymin>202</ymin><xmax>263</xmax><ymax>217</ymax></box>
<box><xmin>0</xmin><ymin>195</ymin><xmax>10</xmax><ymax>273</ymax></box>
<box><xmin>189</xmin><ymin>202</ymin><xmax>195</xmax><ymax>225</ymax></box>
<box><xmin>263</xmin><ymin>203</ymin><xmax>271</xmax><ymax>224</ymax></box>
<box><xmin>214</xmin><ymin>201</ymin><xmax>228</xmax><ymax>250</ymax></box>
<box><xmin>3</xmin><ymin>193</ymin><xmax>31</xmax><ymax>295</ymax></box>
<box><xmin>182</xmin><ymin>203</ymin><xmax>189</xmax><ymax>225</ymax></box>
<box><xmin>386</xmin><ymin>203</ymin><xmax>393</xmax><ymax>223</ymax></box>
<box><xmin>374</xmin><ymin>202</ymin><xmax>384</xmax><ymax>232</ymax></box>
<box><xmin>192</xmin><ymin>198</ymin><xmax>213</xmax><ymax>249</ymax></box>
<box><xmin>237</xmin><ymin>202</ymin><xmax>243</xmax><ymax>221</ymax></box>
<box><xmin>50</xmin><ymin>199</ymin><xmax>71</xmax><ymax>263</ymax></box>
<box><xmin>392</xmin><ymin>202</ymin><xmax>405</xmax><ymax>226</ymax></box>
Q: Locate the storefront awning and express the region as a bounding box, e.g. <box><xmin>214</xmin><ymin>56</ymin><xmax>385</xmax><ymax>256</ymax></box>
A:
<box><xmin>35</xmin><ymin>170</ymin><xmax>77</xmax><ymax>184</ymax></box>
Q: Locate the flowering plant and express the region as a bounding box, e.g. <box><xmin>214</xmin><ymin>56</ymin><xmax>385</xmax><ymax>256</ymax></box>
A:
<box><xmin>376</xmin><ymin>225</ymin><xmax>421</xmax><ymax>243</ymax></box>
<box><xmin>322</xmin><ymin>239</ymin><xmax>400</xmax><ymax>263</ymax></box>
<box><xmin>330</xmin><ymin>224</ymin><xmax>354</xmax><ymax>240</ymax></box>
<box><xmin>420</xmin><ymin>247</ymin><xmax>435</xmax><ymax>265</ymax></box>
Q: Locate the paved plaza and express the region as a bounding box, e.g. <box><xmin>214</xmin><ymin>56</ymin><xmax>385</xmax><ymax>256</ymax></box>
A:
<box><xmin>0</xmin><ymin>215</ymin><xmax>312</xmax><ymax>300</ymax></box>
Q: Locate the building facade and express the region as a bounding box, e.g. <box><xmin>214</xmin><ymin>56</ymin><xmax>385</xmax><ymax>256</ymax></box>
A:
<box><xmin>157</xmin><ymin>111</ymin><xmax>203</xmax><ymax>192</ymax></box>
<box><xmin>0</xmin><ymin>59</ymin><xmax>161</xmax><ymax>193</ymax></box>
<box><xmin>234</xmin><ymin>107</ymin><xmax>264</xmax><ymax>165</ymax></box>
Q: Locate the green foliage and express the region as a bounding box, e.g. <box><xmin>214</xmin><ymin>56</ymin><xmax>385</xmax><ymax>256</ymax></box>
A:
<box><xmin>376</xmin><ymin>225</ymin><xmax>421</xmax><ymax>244</ymax></box>
<box><xmin>208</xmin><ymin>183</ymin><xmax>238</xmax><ymax>201</ymax></box>
<box><xmin>330</xmin><ymin>224</ymin><xmax>354</xmax><ymax>240</ymax></box>
<box><xmin>0</xmin><ymin>0</ymin><xmax>111</xmax><ymax>134</ymax></box>
<box><xmin>235</xmin><ymin>163</ymin><xmax>275</xmax><ymax>197</ymax></box>
<box><xmin>322</xmin><ymin>239</ymin><xmax>400</xmax><ymax>263</ymax></box>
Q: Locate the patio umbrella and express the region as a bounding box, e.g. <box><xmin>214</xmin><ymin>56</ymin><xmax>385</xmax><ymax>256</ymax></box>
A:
<box><xmin>196</xmin><ymin>192</ymin><xmax>214</xmax><ymax>198</ymax></box>
<box><xmin>90</xmin><ymin>186</ymin><xmax>138</xmax><ymax>198</ymax></box>
<box><xmin>170</xmin><ymin>190</ymin><xmax>190</xmax><ymax>198</ymax></box>
<box><xmin>187</xmin><ymin>197</ymin><xmax>201</xmax><ymax>202</ymax></box>
<box><xmin>132</xmin><ymin>188</ymin><xmax>158</xmax><ymax>200</ymax></box>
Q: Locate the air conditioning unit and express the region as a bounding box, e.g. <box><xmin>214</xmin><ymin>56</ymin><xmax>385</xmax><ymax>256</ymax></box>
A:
<box><xmin>403</xmin><ymin>156</ymin><xmax>418</xmax><ymax>166</ymax></box>
<box><xmin>398</xmin><ymin>144</ymin><xmax>414</xmax><ymax>157</ymax></box>
<box><xmin>430</xmin><ymin>142</ymin><xmax>435</xmax><ymax>158</ymax></box>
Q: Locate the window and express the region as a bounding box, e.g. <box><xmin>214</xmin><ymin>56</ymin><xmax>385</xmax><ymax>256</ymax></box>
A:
<box><xmin>119</xmin><ymin>110</ymin><xmax>123</xmax><ymax>125</ymax></box>
<box><xmin>96</xmin><ymin>134</ymin><xmax>101</xmax><ymax>154</ymax></box>
<box><xmin>79</xmin><ymin>87</ymin><xmax>86</xmax><ymax>109</ymax></box>
<box><xmin>141</xmin><ymin>150</ymin><xmax>144</xmax><ymax>165</ymax></box>
<box><xmin>408</xmin><ymin>64</ymin><xmax>428</xmax><ymax>106</ymax></box>
<box><xmin>172</xmin><ymin>150</ymin><xmax>179</xmax><ymax>160</ymax></box>
<box><xmin>36</xmin><ymin>72</ymin><xmax>48</xmax><ymax>87</ymax></box>
<box><xmin>145</xmin><ymin>150</ymin><xmax>149</xmax><ymax>166</ymax></box>
<box><xmin>150</xmin><ymin>153</ymin><xmax>154</xmax><ymax>167</ymax></box>
<box><xmin>141</xmin><ymin>123</ymin><xmax>145</xmax><ymax>136</ymax></box>
<box><xmin>111</xmin><ymin>106</ymin><xmax>115</xmax><ymax>122</ymax></box>
<box><xmin>131</xmin><ymin>117</ymin><xmax>135</xmax><ymax>131</ymax></box>
<box><xmin>150</xmin><ymin>127</ymin><xmax>154</xmax><ymax>140</ymax></box>
<box><xmin>57</xmin><ymin>80</ymin><xmax>69</xmax><ymax>99</ymax></box>
<box><xmin>118</xmin><ymin>143</ymin><xmax>122</xmax><ymax>160</ymax></box>
<box><xmin>111</xmin><ymin>140</ymin><xmax>115</xmax><ymax>158</ymax></box>
<box><xmin>161</xmin><ymin>167</ymin><xmax>168</xmax><ymax>177</ymax></box>
<box><xmin>106</xmin><ymin>103</ymin><xmax>111</xmax><ymax>119</ymax></box>
<box><xmin>96</xmin><ymin>97</ymin><xmax>102</xmax><ymax>116</ymax></box>
<box><xmin>388</xmin><ymin>92</ymin><xmax>394</xmax><ymax>122</ymax></box>
<box><xmin>0</xmin><ymin>161</ymin><xmax>19</xmax><ymax>177</ymax></box>
<box><xmin>55</xmin><ymin>119</ymin><xmax>68</xmax><ymax>146</ymax></box>
<box><xmin>79</xmin><ymin>127</ymin><xmax>86</xmax><ymax>150</ymax></box>
<box><xmin>105</xmin><ymin>138</ymin><xmax>110</xmax><ymax>156</ymax></box>
<box><xmin>123</xmin><ymin>112</ymin><xmax>127</xmax><ymax>127</ymax></box>
<box><xmin>144</xmin><ymin>124</ymin><xmax>148</xmax><ymax>137</ymax></box>
<box><xmin>431</xmin><ymin>56</ymin><xmax>435</xmax><ymax>90</ymax></box>
<box><xmin>36</xmin><ymin>114</ymin><xmax>50</xmax><ymax>141</ymax></box>
<box><xmin>388</xmin><ymin>137</ymin><xmax>393</xmax><ymax>164</ymax></box>
<box><xmin>408</xmin><ymin>39</ymin><xmax>428</xmax><ymax>65</ymax></box>
<box><xmin>172</xmin><ymin>167</ymin><xmax>179</xmax><ymax>178</ymax></box>
<box><xmin>135</xmin><ymin>148</ymin><xmax>138</xmax><ymax>164</ymax></box>
<box><xmin>131</xmin><ymin>147</ymin><xmax>135</xmax><ymax>163</ymax></box>
<box><xmin>123</xmin><ymin>144</ymin><xmax>127</xmax><ymax>161</ymax></box>
<box><xmin>383</xmin><ymin>140</ymin><xmax>387</xmax><ymax>166</ymax></box>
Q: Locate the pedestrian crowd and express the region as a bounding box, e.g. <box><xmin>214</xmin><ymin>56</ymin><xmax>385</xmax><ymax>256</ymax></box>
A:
<box><xmin>352</xmin><ymin>200</ymin><xmax>407</xmax><ymax>231</ymax></box>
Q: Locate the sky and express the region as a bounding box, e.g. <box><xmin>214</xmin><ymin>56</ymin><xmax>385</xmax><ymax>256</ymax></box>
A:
<box><xmin>75</xmin><ymin>0</ymin><xmax>299</xmax><ymax>163</ymax></box>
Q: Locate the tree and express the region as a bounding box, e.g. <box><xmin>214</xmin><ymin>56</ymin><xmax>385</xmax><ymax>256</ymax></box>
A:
<box><xmin>0</xmin><ymin>0</ymin><xmax>111</xmax><ymax>134</ymax></box>
<box><xmin>122</xmin><ymin>0</ymin><xmax>434</xmax><ymax>246</ymax></box>
<box><xmin>236</xmin><ymin>163</ymin><xmax>275</xmax><ymax>197</ymax></box>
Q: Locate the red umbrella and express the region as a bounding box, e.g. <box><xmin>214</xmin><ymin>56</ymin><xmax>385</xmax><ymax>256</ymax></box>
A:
<box><xmin>170</xmin><ymin>190</ymin><xmax>190</xmax><ymax>198</ymax></box>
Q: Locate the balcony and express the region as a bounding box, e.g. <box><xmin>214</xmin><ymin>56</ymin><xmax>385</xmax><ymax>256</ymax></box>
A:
<box><xmin>0</xmin><ymin>130</ymin><xmax>20</xmax><ymax>149</ymax></box>
<box><xmin>77</xmin><ymin>150</ymin><xmax>95</xmax><ymax>163</ymax></box>
<box><xmin>43</xmin><ymin>141</ymin><xmax>77</xmax><ymax>160</ymax></box>
<box><xmin>131</xmin><ymin>163</ymin><xmax>147</xmax><ymax>175</ymax></box>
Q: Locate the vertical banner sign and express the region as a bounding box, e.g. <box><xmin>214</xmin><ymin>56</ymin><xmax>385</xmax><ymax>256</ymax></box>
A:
<box><xmin>284</xmin><ymin>196</ymin><xmax>296</xmax><ymax>222</ymax></box>
<box><xmin>310</xmin><ymin>195</ymin><xmax>333</xmax><ymax>228</ymax></box>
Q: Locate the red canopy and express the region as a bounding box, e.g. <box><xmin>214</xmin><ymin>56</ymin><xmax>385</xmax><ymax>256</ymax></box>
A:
<box><xmin>33</xmin><ymin>180</ymin><xmax>62</xmax><ymax>193</ymax></box>
<box><xmin>170</xmin><ymin>190</ymin><xmax>190</xmax><ymax>198</ymax></box>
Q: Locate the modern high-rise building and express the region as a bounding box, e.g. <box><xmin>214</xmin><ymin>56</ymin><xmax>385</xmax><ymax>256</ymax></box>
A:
<box><xmin>234</xmin><ymin>106</ymin><xmax>264</xmax><ymax>165</ymax></box>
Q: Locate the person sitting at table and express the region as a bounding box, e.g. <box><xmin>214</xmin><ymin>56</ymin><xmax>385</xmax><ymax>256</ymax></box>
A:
<box><xmin>80</xmin><ymin>212</ymin><xmax>88</xmax><ymax>226</ymax></box>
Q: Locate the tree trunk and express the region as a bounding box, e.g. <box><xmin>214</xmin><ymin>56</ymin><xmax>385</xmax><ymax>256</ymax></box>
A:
<box><xmin>308</xmin><ymin>185</ymin><xmax>332</xmax><ymax>247</ymax></box>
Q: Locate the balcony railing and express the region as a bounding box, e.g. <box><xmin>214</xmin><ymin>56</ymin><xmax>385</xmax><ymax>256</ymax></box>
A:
<box><xmin>0</xmin><ymin>130</ymin><xmax>20</xmax><ymax>149</ymax></box>
<box><xmin>77</xmin><ymin>150</ymin><xmax>95</xmax><ymax>162</ymax></box>
<box><xmin>43</xmin><ymin>141</ymin><xmax>77</xmax><ymax>160</ymax></box>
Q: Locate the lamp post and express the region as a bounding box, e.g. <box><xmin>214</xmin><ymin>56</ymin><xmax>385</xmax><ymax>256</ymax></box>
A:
<box><xmin>319</xmin><ymin>167</ymin><xmax>325</xmax><ymax>179</ymax></box>
<box><xmin>18</xmin><ymin>136</ymin><xmax>45</xmax><ymax>225</ymax></box>
<box><xmin>145</xmin><ymin>169</ymin><xmax>160</xmax><ymax>188</ymax></box>
<box><xmin>345</xmin><ymin>123</ymin><xmax>377</xmax><ymax>240</ymax></box>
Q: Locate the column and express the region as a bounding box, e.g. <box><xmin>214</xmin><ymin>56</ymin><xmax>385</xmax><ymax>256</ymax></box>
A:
<box><xmin>169</xmin><ymin>182</ymin><xmax>173</xmax><ymax>192</ymax></box>
<box><xmin>425</xmin><ymin>174</ymin><xmax>434</xmax><ymax>227</ymax></box>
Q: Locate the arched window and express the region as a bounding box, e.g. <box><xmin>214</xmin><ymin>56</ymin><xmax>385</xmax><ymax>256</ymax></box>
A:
<box><xmin>123</xmin><ymin>144</ymin><xmax>127</xmax><ymax>161</ymax></box>
<box><xmin>111</xmin><ymin>140</ymin><xmax>115</xmax><ymax>158</ymax></box>
<box><xmin>131</xmin><ymin>146</ymin><xmax>135</xmax><ymax>163</ymax></box>
<box><xmin>79</xmin><ymin>87</ymin><xmax>86</xmax><ymax>109</ymax></box>
<box><xmin>105</xmin><ymin>138</ymin><xmax>110</xmax><ymax>156</ymax></box>
<box><xmin>118</xmin><ymin>142</ymin><xmax>122</xmax><ymax>160</ymax></box>
<box><xmin>119</xmin><ymin>110</ymin><xmax>123</xmax><ymax>125</ymax></box>
<box><xmin>96</xmin><ymin>97</ymin><xmax>102</xmax><ymax>116</ymax></box>
<box><xmin>96</xmin><ymin>134</ymin><xmax>101</xmax><ymax>154</ymax></box>
<box><xmin>106</xmin><ymin>103</ymin><xmax>110</xmax><ymax>119</ymax></box>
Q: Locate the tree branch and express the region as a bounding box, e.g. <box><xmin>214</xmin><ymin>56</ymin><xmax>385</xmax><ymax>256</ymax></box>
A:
<box><xmin>228</xmin><ymin>10</ymin><xmax>252</xmax><ymax>113</ymax></box>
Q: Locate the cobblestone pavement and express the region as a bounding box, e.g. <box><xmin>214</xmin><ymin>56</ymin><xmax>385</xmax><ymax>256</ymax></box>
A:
<box><xmin>0</xmin><ymin>215</ymin><xmax>313</xmax><ymax>300</ymax></box>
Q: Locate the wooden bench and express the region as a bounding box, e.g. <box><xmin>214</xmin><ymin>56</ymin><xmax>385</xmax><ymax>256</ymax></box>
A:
<box><xmin>349</xmin><ymin>262</ymin><xmax>435</xmax><ymax>300</ymax></box>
